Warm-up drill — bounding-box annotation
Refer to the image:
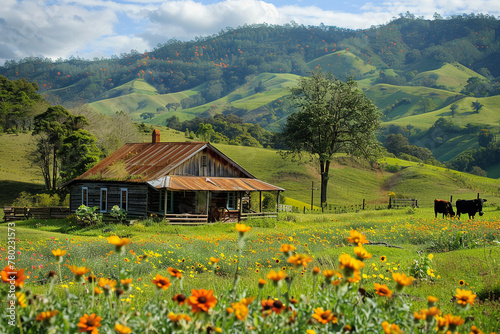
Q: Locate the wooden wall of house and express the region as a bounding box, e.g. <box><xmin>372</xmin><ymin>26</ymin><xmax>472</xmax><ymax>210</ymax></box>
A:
<box><xmin>69</xmin><ymin>182</ymin><xmax>149</xmax><ymax>216</ymax></box>
<box><xmin>169</xmin><ymin>149</ymin><xmax>249</xmax><ymax>177</ymax></box>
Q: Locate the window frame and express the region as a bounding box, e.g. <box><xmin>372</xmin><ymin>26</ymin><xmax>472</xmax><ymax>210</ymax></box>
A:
<box><xmin>82</xmin><ymin>187</ymin><xmax>88</xmax><ymax>206</ymax></box>
<box><xmin>227</xmin><ymin>191</ymin><xmax>237</xmax><ymax>210</ymax></box>
<box><xmin>100</xmin><ymin>188</ymin><xmax>108</xmax><ymax>212</ymax></box>
<box><xmin>120</xmin><ymin>188</ymin><xmax>128</xmax><ymax>211</ymax></box>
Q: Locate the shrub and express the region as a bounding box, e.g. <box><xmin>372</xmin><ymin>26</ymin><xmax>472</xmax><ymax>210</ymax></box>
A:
<box><xmin>75</xmin><ymin>205</ymin><xmax>102</xmax><ymax>226</ymax></box>
<box><xmin>110</xmin><ymin>205</ymin><xmax>127</xmax><ymax>223</ymax></box>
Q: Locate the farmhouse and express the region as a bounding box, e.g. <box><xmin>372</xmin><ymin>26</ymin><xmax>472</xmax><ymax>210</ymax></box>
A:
<box><xmin>66</xmin><ymin>130</ymin><xmax>284</xmax><ymax>223</ymax></box>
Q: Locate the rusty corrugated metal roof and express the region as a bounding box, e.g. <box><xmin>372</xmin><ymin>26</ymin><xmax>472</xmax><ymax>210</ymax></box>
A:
<box><xmin>74</xmin><ymin>142</ymin><xmax>254</xmax><ymax>182</ymax></box>
<box><xmin>148</xmin><ymin>176</ymin><xmax>284</xmax><ymax>191</ymax></box>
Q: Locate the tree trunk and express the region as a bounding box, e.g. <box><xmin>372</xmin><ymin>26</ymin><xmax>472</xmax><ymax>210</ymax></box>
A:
<box><xmin>319</xmin><ymin>160</ymin><xmax>331</xmax><ymax>206</ymax></box>
<box><xmin>52</xmin><ymin>147</ymin><xmax>58</xmax><ymax>191</ymax></box>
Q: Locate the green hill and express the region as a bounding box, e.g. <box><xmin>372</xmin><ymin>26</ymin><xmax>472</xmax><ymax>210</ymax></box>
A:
<box><xmin>89</xmin><ymin>80</ymin><xmax>203</xmax><ymax>120</ymax></box>
<box><xmin>410</xmin><ymin>62</ymin><xmax>485</xmax><ymax>93</ymax></box>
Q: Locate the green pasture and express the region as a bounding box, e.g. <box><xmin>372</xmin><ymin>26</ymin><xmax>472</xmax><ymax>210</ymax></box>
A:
<box><xmin>410</xmin><ymin>62</ymin><xmax>485</xmax><ymax>93</ymax></box>
<box><xmin>305</xmin><ymin>51</ymin><xmax>378</xmax><ymax>84</ymax></box>
<box><xmin>1</xmin><ymin>208</ymin><xmax>499</xmax><ymax>332</ymax></box>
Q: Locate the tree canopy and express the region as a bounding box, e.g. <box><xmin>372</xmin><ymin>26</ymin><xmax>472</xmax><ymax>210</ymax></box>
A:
<box><xmin>280</xmin><ymin>71</ymin><xmax>381</xmax><ymax>205</ymax></box>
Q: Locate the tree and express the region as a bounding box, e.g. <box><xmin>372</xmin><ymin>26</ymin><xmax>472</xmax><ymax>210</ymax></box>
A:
<box><xmin>280</xmin><ymin>71</ymin><xmax>381</xmax><ymax>206</ymax></box>
<box><xmin>450</xmin><ymin>103</ymin><xmax>458</xmax><ymax>117</ymax></box>
<box><xmin>140</xmin><ymin>112</ymin><xmax>155</xmax><ymax>120</ymax></box>
<box><xmin>195</xmin><ymin>123</ymin><xmax>215</xmax><ymax>142</ymax></box>
<box><xmin>32</xmin><ymin>106</ymin><xmax>88</xmax><ymax>190</ymax></box>
<box><xmin>471</xmin><ymin>100</ymin><xmax>483</xmax><ymax>114</ymax></box>
<box><xmin>478</xmin><ymin>129</ymin><xmax>493</xmax><ymax>148</ymax></box>
<box><xmin>59</xmin><ymin>129</ymin><xmax>102</xmax><ymax>181</ymax></box>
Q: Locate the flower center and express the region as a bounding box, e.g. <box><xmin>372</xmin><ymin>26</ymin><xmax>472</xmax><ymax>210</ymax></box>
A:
<box><xmin>273</xmin><ymin>300</ymin><xmax>283</xmax><ymax>308</ymax></box>
<box><xmin>321</xmin><ymin>313</ymin><xmax>329</xmax><ymax>320</ymax></box>
<box><xmin>198</xmin><ymin>296</ymin><xmax>207</xmax><ymax>304</ymax></box>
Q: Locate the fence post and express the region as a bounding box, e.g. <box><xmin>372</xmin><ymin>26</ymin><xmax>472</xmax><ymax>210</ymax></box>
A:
<box><xmin>303</xmin><ymin>206</ymin><xmax>306</xmax><ymax>214</ymax></box>
<box><xmin>362</xmin><ymin>199</ymin><xmax>365</xmax><ymax>210</ymax></box>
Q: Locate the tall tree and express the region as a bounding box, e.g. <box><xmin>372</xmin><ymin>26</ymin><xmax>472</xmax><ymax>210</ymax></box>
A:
<box><xmin>32</xmin><ymin>106</ymin><xmax>88</xmax><ymax>190</ymax></box>
<box><xmin>471</xmin><ymin>100</ymin><xmax>483</xmax><ymax>114</ymax></box>
<box><xmin>280</xmin><ymin>71</ymin><xmax>381</xmax><ymax>206</ymax></box>
<box><xmin>59</xmin><ymin>129</ymin><xmax>102</xmax><ymax>181</ymax></box>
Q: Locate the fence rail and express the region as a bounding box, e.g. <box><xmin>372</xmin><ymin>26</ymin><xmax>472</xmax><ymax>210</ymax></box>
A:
<box><xmin>3</xmin><ymin>207</ymin><xmax>70</xmax><ymax>222</ymax></box>
<box><xmin>388</xmin><ymin>198</ymin><xmax>418</xmax><ymax>209</ymax></box>
<box><xmin>240</xmin><ymin>212</ymin><xmax>278</xmax><ymax>220</ymax></box>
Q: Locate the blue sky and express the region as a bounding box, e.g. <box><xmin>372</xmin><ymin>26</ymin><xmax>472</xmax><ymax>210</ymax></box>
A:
<box><xmin>1</xmin><ymin>0</ymin><xmax>498</xmax><ymax>65</ymax></box>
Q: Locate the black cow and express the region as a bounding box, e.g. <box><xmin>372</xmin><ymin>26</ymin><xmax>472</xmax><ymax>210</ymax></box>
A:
<box><xmin>455</xmin><ymin>199</ymin><xmax>487</xmax><ymax>219</ymax></box>
<box><xmin>434</xmin><ymin>199</ymin><xmax>455</xmax><ymax>218</ymax></box>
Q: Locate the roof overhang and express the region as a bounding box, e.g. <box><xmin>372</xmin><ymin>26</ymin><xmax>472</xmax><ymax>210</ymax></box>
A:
<box><xmin>147</xmin><ymin>176</ymin><xmax>284</xmax><ymax>192</ymax></box>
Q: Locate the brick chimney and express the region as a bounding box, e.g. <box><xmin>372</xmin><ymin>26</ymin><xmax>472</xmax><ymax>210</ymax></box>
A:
<box><xmin>152</xmin><ymin>129</ymin><xmax>160</xmax><ymax>143</ymax></box>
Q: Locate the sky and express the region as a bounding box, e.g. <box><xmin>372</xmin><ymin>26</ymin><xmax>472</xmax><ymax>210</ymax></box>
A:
<box><xmin>1</xmin><ymin>0</ymin><xmax>499</xmax><ymax>66</ymax></box>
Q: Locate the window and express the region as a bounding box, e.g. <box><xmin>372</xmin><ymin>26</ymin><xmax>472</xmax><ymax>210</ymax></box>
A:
<box><xmin>82</xmin><ymin>187</ymin><xmax>88</xmax><ymax>206</ymax></box>
<box><xmin>120</xmin><ymin>188</ymin><xmax>128</xmax><ymax>211</ymax></box>
<box><xmin>227</xmin><ymin>192</ymin><xmax>237</xmax><ymax>210</ymax></box>
<box><xmin>100</xmin><ymin>188</ymin><xmax>108</xmax><ymax>212</ymax></box>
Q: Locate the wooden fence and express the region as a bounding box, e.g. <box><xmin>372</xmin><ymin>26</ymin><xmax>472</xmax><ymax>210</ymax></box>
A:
<box><xmin>3</xmin><ymin>207</ymin><xmax>70</xmax><ymax>222</ymax></box>
<box><xmin>388</xmin><ymin>198</ymin><xmax>418</xmax><ymax>209</ymax></box>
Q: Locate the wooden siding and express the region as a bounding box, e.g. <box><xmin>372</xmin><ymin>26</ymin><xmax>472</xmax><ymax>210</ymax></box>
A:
<box><xmin>169</xmin><ymin>149</ymin><xmax>247</xmax><ymax>177</ymax></box>
<box><xmin>70</xmin><ymin>182</ymin><xmax>149</xmax><ymax>216</ymax></box>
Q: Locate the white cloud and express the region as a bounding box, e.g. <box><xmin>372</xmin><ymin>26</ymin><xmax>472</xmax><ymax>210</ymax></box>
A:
<box><xmin>1</xmin><ymin>0</ymin><xmax>499</xmax><ymax>65</ymax></box>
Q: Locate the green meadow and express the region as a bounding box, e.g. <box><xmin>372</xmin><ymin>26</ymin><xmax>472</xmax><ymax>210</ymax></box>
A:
<box><xmin>0</xmin><ymin>208</ymin><xmax>499</xmax><ymax>333</ymax></box>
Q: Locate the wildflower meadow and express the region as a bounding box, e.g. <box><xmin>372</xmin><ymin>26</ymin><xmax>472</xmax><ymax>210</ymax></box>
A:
<box><xmin>0</xmin><ymin>210</ymin><xmax>499</xmax><ymax>333</ymax></box>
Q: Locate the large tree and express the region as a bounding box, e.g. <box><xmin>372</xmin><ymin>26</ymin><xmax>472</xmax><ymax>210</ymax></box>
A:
<box><xmin>280</xmin><ymin>71</ymin><xmax>381</xmax><ymax>206</ymax></box>
<box><xmin>32</xmin><ymin>106</ymin><xmax>88</xmax><ymax>190</ymax></box>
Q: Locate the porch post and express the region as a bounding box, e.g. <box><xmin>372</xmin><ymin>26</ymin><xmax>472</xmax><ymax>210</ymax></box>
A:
<box><xmin>164</xmin><ymin>188</ymin><xmax>168</xmax><ymax>220</ymax></box>
<box><xmin>238</xmin><ymin>192</ymin><xmax>243</xmax><ymax>222</ymax></box>
<box><xmin>276</xmin><ymin>191</ymin><xmax>280</xmax><ymax>213</ymax></box>
<box><xmin>206</xmin><ymin>191</ymin><xmax>210</xmax><ymax>223</ymax></box>
<box><xmin>259</xmin><ymin>191</ymin><xmax>262</xmax><ymax>213</ymax></box>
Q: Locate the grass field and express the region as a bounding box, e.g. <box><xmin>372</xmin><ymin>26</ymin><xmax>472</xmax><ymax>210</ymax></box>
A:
<box><xmin>0</xmin><ymin>208</ymin><xmax>498</xmax><ymax>333</ymax></box>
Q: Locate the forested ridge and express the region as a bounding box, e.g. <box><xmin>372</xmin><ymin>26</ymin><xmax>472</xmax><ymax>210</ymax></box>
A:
<box><xmin>1</xmin><ymin>14</ymin><xmax>499</xmax><ymax>106</ymax></box>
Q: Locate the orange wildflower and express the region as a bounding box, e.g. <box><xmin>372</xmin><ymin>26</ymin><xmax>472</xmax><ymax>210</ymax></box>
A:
<box><xmin>78</xmin><ymin>313</ymin><xmax>102</xmax><ymax>333</ymax></box>
<box><xmin>444</xmin><ymin>313</ymin><xmax>465</xmax><ymax>329</ymax></box>
<box><xmin>382</xmin><ymin>321</ymin><xmax>403</xmax><ymax>334</ymax></box>
<box><xmin>51</xmin><ymin>249</ymin><xmax>67</xmax><ymax>257</ymax></box>
<box><xmin>210</xmin><ymin>257</ymin><xmax>220</xmax><ymax>263</ymax></box>
<box><xmin>168</xmin><ymin>267</ymin><xmax>182</xmax><ymax>278</ymax></box>
<box><xmin>267</xmin><ymin>270</ymin><xmax>287</xmax><ymax>282</ymax></box>
<box><xmin>280</xmin><ymin>244</ymin><xmax>296</xmax><ymax>253</ymax></box>
<box><xmin>114</xmin><ymin>323</ymin><xmax>132</xmax><ymax>334</ymax></box>
<box><xmin>258</xmin><ymin>278</ymin><xmax>267</xmax><ymax>287</ymax></box>
<box><xmin>36</xmin><ymin>310</ymin><xmax>59</xmax><ymax>322</ymax></box>
<box><xmin>374</xmin><ymin>283</ymin><xmax>392</xmax><ymax>297</ymax></box>
<box><xmin>229</xmin><ymin>302</ymin><xmax>249</xmax><ymax>320</ymax></box>
<box><xmin>152</xmin><ymin>274</ymin><xmax>171</xmax><ymax>290</ymax></box>
<box><xmin>261</xmin><ymin>298</ymin><xmax>286</xmax><ymax>315</ymax></box>
<box><xmin>1</xmin><ymin>266</ymin><xmax>26</xmax><ymax>288</ymax></box>
<box><xmin>455</xmin><ymin>288</ymin><xmax>476</xmax><ymax>306</ymax></box>
<box><xmin>107</xmin><ymin>236</ymin><xmax>130</xmax><ymax>247</ymax></box>
<box><xmin>68</xmin><ymin>265</ymin><xmax>91</xmax><ymax>281</ymax></box>
<box><xmin>353</xmin><ymin>246</ymin><xmax>372</xmax><ymax>260</ymax></box>
<box><xmin>187</xmin><ymin>288</ymin><xmax>217</xmax><ymax>312</ymax></box>
<box><xmin>287</xmin><ymin>254</ymin><xmax>313</xmax><ymax>268</ymax></box>
<box><xmin>470</xmin><ymin>325</ymin><xmax>485</xmax><ymax>334</ymax></box>
<box><xmin>346</xmin><ymin>230</ymin><xmax>369</xmax><ymax>246</ymax></box>
<box><xmin>235</xmin><ymin>223</ymin><xmax>251</xmax><ymax>233</ymax></box>
<box><xmin>339</xmin><ymin>254</ymin><xmax>365</xmax><ymax>276</ymax></box>
<box><xmin>312</xmin><ymin>307</ymin><xmax>338</xmax><ymax>324</ymax></box>
<box><xmin>168</xmin><ymin>312</ymin><xmax>191</xmax><ymax>322</ymax></box>
<box><xmin>172</xmin><ymin>294</ymin><xmax>187</xmax><ymax>305</ymax></box>
<box><xmin>313</xmin><ymin>266</ymin><xmax>321</xmax><ymax>275</ymax></box>
<box><xmin>393</xmin><ymin>272</ymin><xmax>413</xmax><ymax>289</ymax></box>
